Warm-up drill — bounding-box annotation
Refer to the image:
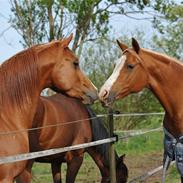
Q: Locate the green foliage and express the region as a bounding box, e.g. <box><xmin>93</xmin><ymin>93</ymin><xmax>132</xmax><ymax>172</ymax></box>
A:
<box><xmin>81</xmin><ymin>38</ymin><xmax>118</xmax><ymax>89</ymax></box>
<box><xmin>10</xmin><ymin>1</ymin><xmax>179</xmax><ymax>129</ymax></box>
<box><xmin>152</xmin><ymin>22</ymin><xmax>183</xmax><ymax>59</ymax></box>
<box><xmin>10</xmin><ymin>0</ymin><xmax>152</xmax><ymax>49</ymax></box>
<box><xmin>10</xmin><ymin>1</ymin><xmax>47</xmax><ymax>46</ymax></box>
<box><xmin>152</xmin><ymin>2</ymin><xmax>183</xmax><ymax>59</ymax></box>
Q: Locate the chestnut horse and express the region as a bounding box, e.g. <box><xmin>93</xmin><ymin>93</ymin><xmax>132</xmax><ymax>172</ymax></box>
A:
<box><xmin>99</xmin><ymin>38</ymin><xmax>183</xmax><ymax>182</ymax></box>
<box><xmin>16</xmin><ymin>94</ymin><xmax>128</xmax><ymax>183</ymax></box>
<box><xmin>0</xmin><ymin>34</ymin><xmax>97</xmax><ymax>182</ymax></box>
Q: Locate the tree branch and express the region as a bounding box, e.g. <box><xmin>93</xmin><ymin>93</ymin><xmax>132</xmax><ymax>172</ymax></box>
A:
<box><xmin>47</xmin><ymin>0</ymin><xmax>55</xmax><ymax>41</ymax></box>
<box><xmin>0</xmin><ymin>26</ymin><xmax>11</xmax><ymax>37</ymax></box>
<box><xmin>10</xmin><ymin>0</ymin><xmax>30</xmax><ymax>46</ymax></box>
<box><xmin>25</xmin><ymin>0</ymin><xmax>33</xmax><ymax>46</ymax></box>
<box><xmin>57</xmin><ymin>1</ymin><xmax>64</xmax><ymax>39</ymax></box>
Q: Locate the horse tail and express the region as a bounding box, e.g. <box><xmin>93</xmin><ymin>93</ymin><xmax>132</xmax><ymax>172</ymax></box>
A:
<box><xmin>86</xmin><ymin>105</ymin><xmax>118</xmax><ymax>166</ymax></box>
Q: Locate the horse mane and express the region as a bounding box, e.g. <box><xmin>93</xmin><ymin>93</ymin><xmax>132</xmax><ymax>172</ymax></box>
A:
<box><xmin>0</xmin><ymin>47</ymin><xmax>39</xmax><ymax>111</ymax></box>
<box><xmin>86</xmin><ymin>106</ymin><xmax>119</xmax><ymax>167</ymax></box>
<box><xmin>142</xmin><ymin>49</ymin><xmax>183</xmax><ymax>75</ymax></box>
<box><xmin>142</xmin><ymin>48</ymin><xmax>182</xmax><ymax>65</ymax></box>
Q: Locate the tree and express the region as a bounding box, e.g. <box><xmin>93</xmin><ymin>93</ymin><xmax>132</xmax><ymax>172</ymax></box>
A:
<box><xmin>9</xmin><ymin>0</ymin><xmax>166</xmax><ymax>123</ymax></box>
<box><xmin>10</xmin><ymin>0</ymin><xmax>151</xmax><ymax>53</ymax></box>
<box><xmin>152</xmin><ymin>2</ymin><xmax>183</xmax><ymax>59</ymax></box>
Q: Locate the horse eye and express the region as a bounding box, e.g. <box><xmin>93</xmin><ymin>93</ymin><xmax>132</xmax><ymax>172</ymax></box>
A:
<box><xmin>127</xmin><ymin>64</ymin><xmax>134</xmax><ymax>70</ymax></box>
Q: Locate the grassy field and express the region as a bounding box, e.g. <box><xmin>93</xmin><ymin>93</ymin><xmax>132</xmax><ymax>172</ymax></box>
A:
<box><xmin>31</xmin><ymin>130</ymin><xmax>180</xmax><ymax>183</ymax></box>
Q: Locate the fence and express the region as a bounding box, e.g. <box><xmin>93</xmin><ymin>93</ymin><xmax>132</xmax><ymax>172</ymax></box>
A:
<box><xmin>0</xmin><ymin>111</ymin><xmax>168</xmax><ymax>182</ymax></box>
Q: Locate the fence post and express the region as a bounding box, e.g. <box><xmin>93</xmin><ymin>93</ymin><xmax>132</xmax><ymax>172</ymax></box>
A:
<box><xmin>108</xmin><ymin>107</ymin><xmax>116</xmax><ymax>183</ymax></box>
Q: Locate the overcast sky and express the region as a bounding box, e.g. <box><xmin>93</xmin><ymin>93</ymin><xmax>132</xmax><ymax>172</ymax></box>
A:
<box><xmin>0</xmin><ymin>0</ymin><xmax>154</xmax><ymax>63</ymax></box>
<box><xmin>0</xmin><ymin>0</ymin><xmax>23</xmax><ymax>63</ymax></box>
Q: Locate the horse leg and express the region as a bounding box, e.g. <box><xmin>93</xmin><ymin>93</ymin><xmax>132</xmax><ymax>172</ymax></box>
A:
<box><xmin>66</xmin><ymin>156</ymin><xmax>83</xmax><ymax>183</ymax></box>
<box><xmin>181</xmin><ymin>176</ymin><xmax>183</xmax><ymax>183</ymax></box>
<box><xmin>51</xmin><ymin>162</ymin><xmax>62</xmax><ymax>183</ymax></box>
<box><xmin>16</xmin><ymin>170</ymin><xmax>31</xmax><ymax>183</ymax></box>
<box><xmin>15</xmin><ymin>160</ymin><xmax>34</xmax><ymax>183</ymax></box>
<box><xmin>0</xmin><ymin>161</ymin><xmax>27</xmax><ymax>183</ymax></box>
<box><xmin>87</xmin><ymin>147</ymin><xmax>109</xmax><ymax>182</ymax></box>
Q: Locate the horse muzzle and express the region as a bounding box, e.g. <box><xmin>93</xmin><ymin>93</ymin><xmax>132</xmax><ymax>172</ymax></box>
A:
<box><xmin>82</xmin><ymin>90</ymin><xmax>98</xmax><ymax>104</ymax></box>
<box><xmin>99</xmin><ymin>89</ymin><xmax>116</xmax><ymax>106</ymax></box>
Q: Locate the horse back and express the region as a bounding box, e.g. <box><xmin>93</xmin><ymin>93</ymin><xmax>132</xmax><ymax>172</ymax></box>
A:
<box><xmin>30</xmin><ymin>93</ymin><xmax>92</xmax><ymax>154</ymax></box>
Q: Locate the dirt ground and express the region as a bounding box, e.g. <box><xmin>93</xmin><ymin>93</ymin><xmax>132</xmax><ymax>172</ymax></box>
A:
<box><xmin>78</xmin><ymin>151</ymin><xmax>178</xmax><ymax>183</ymax></box>
<box><xmin>125</xmin><ymin>152</ymin><xmax>180</xmax><ymax>183</ymax></box>
<box><xmin>32</xmin><ymin>151</ymin><xmax>179</xmax><ymax>183</ymax></box>
<box><xmin>126</xmin><ymin>152</ymin><xmax>163</xmax><ymax>183</ymax></box>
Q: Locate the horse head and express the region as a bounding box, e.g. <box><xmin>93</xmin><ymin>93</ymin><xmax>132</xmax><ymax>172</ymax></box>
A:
<box><xmin>99</xmin><ymin>38</ymin><xmax>148</xmax><ymax>105</ymax></box>
<box><xmin>37</xmin><ymin>34</ymin><xmax>98</xmax><ymax>104</ymax></box>
<box><xmin>116</xmin><ymin>154</ymin><xmax>128</xmax><ymax>183</ymax></box>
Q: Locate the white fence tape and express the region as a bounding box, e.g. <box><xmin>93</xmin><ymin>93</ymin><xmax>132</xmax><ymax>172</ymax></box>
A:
<box><xmin>98</xmin><ymin>112</ymin><xmax>164</xmax><ymax>118</ymax></box>
<box><xmin>0</xmin><ymin>137</ymin><xmax>116</xmax><ymax>164</ymax></box>
<box><xmin>118</xmin><ymin>127</ymin><xmax>162</xmax><ymax>140</ymax></box>
<box><xmin>0</xmin><ymin>127</ymin><xmax>163</xmax><ymax>164</ymax></box>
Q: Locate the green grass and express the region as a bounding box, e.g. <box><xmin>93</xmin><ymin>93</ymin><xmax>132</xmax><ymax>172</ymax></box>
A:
<box><xmin>31</xmin><ymin>130</ymin><xmax>181</xmax><ymax>182</ymax></box>
<box><xmin>32</xmin><ymin>155</ymin><xmax>101</xmax><ymax>183</ymax></box>
<box><xmin>115</xmin><ymin>131</ymin><xmax>163</xmax><ymax>155</ymax></box>
<box><xmin>166</xmin><ymin>165</ymin><xmax>180</xmax><ymax>183</ymax></box>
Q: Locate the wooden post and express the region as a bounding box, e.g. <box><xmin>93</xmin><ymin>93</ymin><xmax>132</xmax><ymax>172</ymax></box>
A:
<box><xmin>108</xmin><ymin>107</ymin><xmax>116</xmax><ymax>183</ymax></box>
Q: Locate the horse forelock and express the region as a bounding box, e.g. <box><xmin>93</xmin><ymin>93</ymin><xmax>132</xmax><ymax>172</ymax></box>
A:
<box><xmin>0</xmin><ymin>48</ymin><xmax>39</xmax><ymax>111</ymax></box>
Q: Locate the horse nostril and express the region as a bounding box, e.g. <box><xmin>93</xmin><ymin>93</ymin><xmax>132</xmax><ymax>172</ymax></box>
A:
<box><xmin>103</xmin><ymin>90</ymin><xmax>109</xmax><ymax>99</ymax></box>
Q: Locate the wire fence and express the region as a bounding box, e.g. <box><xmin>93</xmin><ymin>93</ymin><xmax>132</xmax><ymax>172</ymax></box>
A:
<box><xmin>128</xmin><ymin>161</ymin><xmax>175</xmax><ymax>183</ymax></box>
<box><xmin>0</xmin><ymin>137</ymin><xmax>117</xmax><ymax>164</ymax></box>
<box><xmin>0</xmin><ymin>112</ymin><xmax>164</xmax><ymax>136</ymax></box>
<box><xmin>0</xmin><ymin>126</ymin><xmax>163</xmax><ymax>164</ymax></box>
<box><xmin>0</xmin><ymin>112</ymin><xmax>167</xmax><ymax>182</ymax></box>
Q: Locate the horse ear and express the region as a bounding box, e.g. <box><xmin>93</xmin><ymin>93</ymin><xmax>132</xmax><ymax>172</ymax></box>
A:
<box><xmin>62</xmin><ymin>33</ymin><xmax>73</xmax><ymax>48</ymax></box>
<box><xmin>116</xmin><ymin>40</ymin><xmax>128</xmax><ymax>51</ymax></box>
<box><xmin>132</xmin><ymin>38</ymin><xmax>140</xmax><ymax>54</ymax></box>
<box><xmin>119</xmin><ymin>154</ymin><xmax>126</xmax><ymax>161</ymax></box>
<box><xmin>120</xmin><ymin>154</ymin><xmax>126</xmax><ymax>161</ymax></box>
<box><xmin>117</xmin><ymin>154</ymin><xmax>126</xmax><ymax>166</ymax></box>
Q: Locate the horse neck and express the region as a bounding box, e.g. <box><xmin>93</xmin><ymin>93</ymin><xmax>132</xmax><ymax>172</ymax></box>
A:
<box><xmin>88</xmin><ymin>147</ymin><xmax>119</xmax><ymax>179</ymax></box>
<box><xmin>36</xmin><ymin>46</ymin><xmax>58</xmax><ymax>90</ymax></box>
<box><xmin>32</xmin><ymin>98</ymin><xmax>45</xmax><ymax>128</ymax></box>
<box><xmin>0</xmin><ymin>48</ymin><xmax>51</xmax><ymax>129</ymax></box>
<box><xmin>142</xmin><ymin>50</ymin><xmax>183</xmax><ymax>134</ymax></box>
